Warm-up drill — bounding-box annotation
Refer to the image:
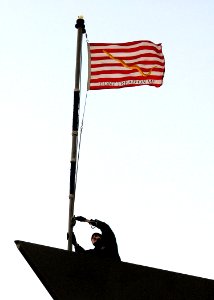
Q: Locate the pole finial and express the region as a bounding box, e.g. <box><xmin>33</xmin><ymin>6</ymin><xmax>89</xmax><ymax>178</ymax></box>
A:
<box><xmin>75</xmin><ymin>17</ymin><xmax>86</xmax><ymax>33</ymax></box>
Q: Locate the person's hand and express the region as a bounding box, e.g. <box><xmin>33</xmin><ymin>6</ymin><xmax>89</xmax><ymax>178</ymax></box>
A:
<box><xmin>75</xmin><ymin>216</ymin><xmax>87</xmax><ymax>222</ymax></box>
<box><xmin>71</xmin><ymin>216</ymin><xmax>76</xmax><ymax>227</ymax></box>
<box><xmin>72</xmin><ymin>232</ymin><xmax>77</xmax><ymax>246</ymax></box>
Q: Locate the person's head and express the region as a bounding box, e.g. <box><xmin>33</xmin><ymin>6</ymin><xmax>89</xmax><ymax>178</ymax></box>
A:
<box><xmin>91</xmin><ymin>232</ymin><xmax>102</xmax><ymax>247</ymax></box>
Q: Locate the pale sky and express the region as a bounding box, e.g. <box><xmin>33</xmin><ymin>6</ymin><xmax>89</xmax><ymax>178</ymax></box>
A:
<box><xmin>1</xmin><ymin>0</ymin><xmax>214</xmax><ymax>299</ymax></box>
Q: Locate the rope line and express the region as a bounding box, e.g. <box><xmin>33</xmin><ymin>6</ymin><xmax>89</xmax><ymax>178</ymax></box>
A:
<box><xmin>74</xmin><ymin>34</ymin><xmax>89</xmax><ymax>190</ymax></box>
<box><xmin>75</xmin><ymin>91</ymin><xmax>88</xmax><ymax>189</ymax></box>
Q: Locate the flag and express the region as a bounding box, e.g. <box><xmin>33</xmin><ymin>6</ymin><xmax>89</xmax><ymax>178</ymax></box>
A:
<box><xmin>88</xmin><ymin>40</ymin><xmax>165</xmax><ymax>90</ymax></box>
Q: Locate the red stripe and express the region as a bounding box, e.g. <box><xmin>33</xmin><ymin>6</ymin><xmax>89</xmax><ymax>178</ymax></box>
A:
<box><xmin>91</xmin><ymin>66</ymin><xmax>164</xmax><ymax>72</ymax></box>
<box><xmin>90</xmin><ymin>45</ymin><xmax>162</xmax><ymax>54</ymax></box>
<box><xmin>91</xmin><ymin>61</ymin><xmax>165</xmax><ymax>68</ymax></box>
<box><xmin>90</xmin><ymin>84</ymin><xmax>162</xmax><ymax>90</ymax></box>
<box><xmin>89</xmin><ymin>40</ymin><xmax>161</xmax><ymax>47</ymax></box>
<box><xmin>90</xmin><ymin>69</ymin><xmax>164</xmax><ymax>76</ymax></box>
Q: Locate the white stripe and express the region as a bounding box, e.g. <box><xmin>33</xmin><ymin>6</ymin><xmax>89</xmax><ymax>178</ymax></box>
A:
<box><xmin>90</xmin><ymin>56</ymin><xmax>165</xmax><ymax>65</ymax></box>
<box><xmin>90</xmin><ymin>49</ymin><xmax>164</xmax><ymax>58</ymax></box>
<box><xmin>89</xmin><ymin>79</ymin><xmax>163</xmax><ymax>87</ymax></box>
<box><xmin>90</xmin><ymin>72</ymin><xmax>164</xmax><ymax>79</ymax></box>
<box><xmin>90</xmin><ymin>41</ymin><xmax>162</xmax><ymax>51</ymax></box>
<box><xmin>91</xmin><ymin>65</ymin><xmax>165</xmax><ymax>72</ymax></box>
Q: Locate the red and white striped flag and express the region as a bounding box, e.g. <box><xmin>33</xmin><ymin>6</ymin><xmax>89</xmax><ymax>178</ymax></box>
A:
<box><xmin>88</xmin><ymin>40</ymin><xmax>165</xmax><ymax>90</ymax></box>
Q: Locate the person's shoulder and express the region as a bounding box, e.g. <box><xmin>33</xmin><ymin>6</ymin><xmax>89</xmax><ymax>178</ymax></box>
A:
<box><xmin>86</xmin><ymin>249</ymin><xmax>94</xmax><ymax>252</ymax></box>
<box><xmin>85</xmin><ymin>249</ymin><xmax>96</xmax><ymax>257</ymax></box>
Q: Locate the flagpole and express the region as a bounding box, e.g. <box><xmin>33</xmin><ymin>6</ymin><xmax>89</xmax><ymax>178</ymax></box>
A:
<box><xmin>67</xmin><ymin>17</ymin><xmax>86</xmax><ymax>251</ymax></box>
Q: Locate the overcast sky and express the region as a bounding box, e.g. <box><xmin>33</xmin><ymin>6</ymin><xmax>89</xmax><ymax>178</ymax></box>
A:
<box><xmin>1</xmin><ymin>0</ymin><xmax>214</xmax><ymax>299</ymax></box>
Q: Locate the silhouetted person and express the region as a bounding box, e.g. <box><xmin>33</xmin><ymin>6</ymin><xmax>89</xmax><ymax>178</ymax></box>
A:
<box><xmin>72</xmin><ymin>216</ymin><xmax>121</xmax><ymax>262</ymax></box>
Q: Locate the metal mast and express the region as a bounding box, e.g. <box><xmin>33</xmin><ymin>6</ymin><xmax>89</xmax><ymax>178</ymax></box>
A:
<box><xmin>67</xmin><ymin>17</ymin><xmax>86</xmax><ymax>251</ymax></box>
